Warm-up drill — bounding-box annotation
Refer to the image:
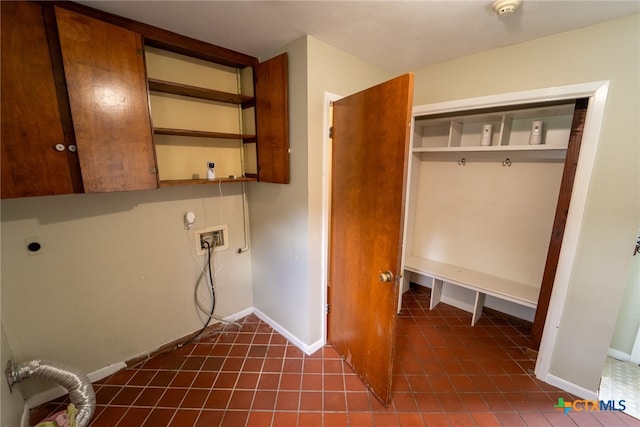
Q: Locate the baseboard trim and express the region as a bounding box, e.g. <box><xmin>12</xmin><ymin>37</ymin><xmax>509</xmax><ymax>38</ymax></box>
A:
<box><xmin>306</xmin><ymin>338</ymin><xmax>326</xmax><ymax>356</ymax></box>
<box><xmin>88</xmin><ymin>362</ymin><xmax>127</xmax><ymax>383</ymax></box>
<box><xmin>25</xmin><ymin>361</ymin><xmax>128</xmax><ymax>410</ymax></box>
<box><xmin>25</xmin><ymin>385</ymin><xmax>66</xmax><ymax>410</ymax></box>
<box><xmin>24</xmin><ymin>307</ymin><xmax>255</xmax><ymax>412</ymax></box>
<box><xmin>125</xmin><ymin>309</ymin><xmax>254</xmax><ymax>368</ymax></box>
<box><xmin>544</xmin><ymin>373</ymin><xmax>598</xmax><ymax>401</ymax></box>
<box><xmin>253</xmin><ymin>308</ymin><xmax>324</xmax><ymax>356</ymax></box>
<box><xmin>226</xmin><ymin>307</ymin><xmax>254</xmax><ymax>323</ymax></box>
<box><xmin>21</xmin><ymin>402</ymin><xmax>30</xmax><ymax>427</ymax></box>
<box><xmin>23</xmin><ymin>307</ymin><xmax>326</xmax><ymax>417</ymax></box>
<box><xmin>607</xmin><ymin>348</ymin><xmax>631</xmax><ymax>362</ymax></box>
<box><xmin>125</xmin><ymin>323</ymin><xmax>225</xmax><ymax>368</ymax></box>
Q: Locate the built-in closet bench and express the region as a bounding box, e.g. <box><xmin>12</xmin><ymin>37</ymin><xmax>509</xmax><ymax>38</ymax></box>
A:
<box><xmin>404</xmin><ymin>256</ymin><xmax>539</xmax><ymax>325</ymax></box>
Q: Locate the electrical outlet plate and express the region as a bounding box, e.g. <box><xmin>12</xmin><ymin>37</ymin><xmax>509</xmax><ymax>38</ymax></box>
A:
<box><xmin>25</xmin><ymin>237</ymin><xmax>43</xmax><ymax>256</ymax></box>
<box><xmin>195</xmin><ymin>225</ymin><xmax>228</xmax><ymax>255</ymax></box>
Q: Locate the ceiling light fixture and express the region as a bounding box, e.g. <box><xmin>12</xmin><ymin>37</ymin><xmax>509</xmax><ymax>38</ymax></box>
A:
<box><xmin>492</xmin><ymin>0</ymin><xmax>523</xmax><ymax>15</ymax></box>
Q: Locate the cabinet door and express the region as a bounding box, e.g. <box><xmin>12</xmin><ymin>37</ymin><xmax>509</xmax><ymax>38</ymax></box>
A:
<box><xmin>1</xmin><ymin>2</ymin><xmax>80</xmax><ymax>198</ymax></box>
<box><xmin>255</xmin><ymin>53</ymin><xmax>289</xmax><ymax>184</ymax></box>
<box><xmin>55</xmin><ymin>7</ymin><xmax>158</xmax><ymax>192</ymax></box>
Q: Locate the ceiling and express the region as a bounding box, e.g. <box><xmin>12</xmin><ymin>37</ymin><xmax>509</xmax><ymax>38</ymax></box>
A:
<box><xmin>79</xmin><ymin>1</ymin><xmax>640</xmax><ymax>74</ymax></box>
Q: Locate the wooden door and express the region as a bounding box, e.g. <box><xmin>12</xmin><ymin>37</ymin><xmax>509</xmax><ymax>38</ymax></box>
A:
<box><xmin>55</xmin><ymin>7</ymin><xmax>158</xmax><ymax>193</ymax></box>
<box><xmin>328</xmin><ymin>74</ymin><xmax>414</xmax><ymax>405</ymax></box>
<box><xmin>1</xmin><ymin>2</ymin><xmax>81</xmax><ymax>198</ymax></box>
<box><xmin>255</xmin><ymin>53</ymin><xmax>289</xmax><ymax>184</ymax></box>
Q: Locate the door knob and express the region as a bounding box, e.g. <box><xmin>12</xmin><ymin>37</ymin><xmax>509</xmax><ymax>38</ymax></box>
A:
<box><xmin>379</xmin><ymin>271</ymin><xmax>394</xmax><ymax>283</ymax></box>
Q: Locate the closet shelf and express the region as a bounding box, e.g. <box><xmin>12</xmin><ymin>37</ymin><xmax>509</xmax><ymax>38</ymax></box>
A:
<box><xmin>413</xmin><ymin>144</ymin><xmax>568</xmax><ymax>162</ymax></box>
<box><xmin>153</xmin><ymin>127</ymin><xmax>255</xmax><ymax>140</ymax></box>
<box><xmin>148</xmin><ymin>78</ymin><xmax>254</xmax><ymax>107</ymax></box>
<box><xmin>414</xmin><ymin>148</ymin><xmax>567</xmax><ymax>163</ymax></box>
<box><xmin>412</xmin><ymin>144</ymin><xmax>567</xmax><ymax>153</ymax></box>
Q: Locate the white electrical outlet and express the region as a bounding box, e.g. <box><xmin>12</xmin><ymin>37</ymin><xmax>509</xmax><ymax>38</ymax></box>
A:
<box><xmin>194</xmin><ymin>225</ymin><xmax>228</xmax><ymax>256</ymax></box>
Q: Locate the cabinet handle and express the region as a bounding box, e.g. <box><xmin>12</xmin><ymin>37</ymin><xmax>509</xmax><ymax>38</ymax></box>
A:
<box><xmin>68</xmin><ymin>145</ymin><xmax>77</xmax><ymax>152</ymax></box>
<box><xmin>54</xmin><ymin>144</ymin><xmax>65</xmax><ymax>152</ymax></box>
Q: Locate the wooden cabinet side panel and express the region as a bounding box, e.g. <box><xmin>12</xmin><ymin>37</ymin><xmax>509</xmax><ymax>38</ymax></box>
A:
<box><xmin>55</xmin><ymin>7</ymin><xmax>158</xmax><ymax>192</ymax></box>
<box><xmin>255</xmin><ymin>53</ymin><xmax>290</xmax><ymax>184</ymax></box>
<box><xmin>1</xmin><ymin>2</ymin><xmax>76</xmax><ymax>198</ymax></box>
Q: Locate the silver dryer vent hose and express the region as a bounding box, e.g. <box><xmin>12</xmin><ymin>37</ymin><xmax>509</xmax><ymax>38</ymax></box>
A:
<box><xmin>5</xmin><ymin>358</ymin><xmax>95</xmax><ymax>427</ymax></box>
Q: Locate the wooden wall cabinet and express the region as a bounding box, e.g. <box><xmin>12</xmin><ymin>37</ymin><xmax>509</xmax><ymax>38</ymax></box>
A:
<box><xmin>75</xmin><ymin>0</ymin><xmax>290</xmax><ymax>187</ymax></box>
<box><xmin>1</xmin><ymin>1</ymin><xmax>83</xmax><ymax>198</ymax></box>
<box><xmin>55</xmin><ymin>7</ymin><xmax>159</xmax><ymax>193</ymax></box>
<box><xmin>1</xmin><ymin>3</ymin><xmax>158</xmax><ymax>198</ymax></box>
<box><xmin>1</xmin><ymin>1</ymin><xmax>290</xmax><ymax>199</ymax></box>
<box><xmin>255</xmin><ymin>54</ymin><xmax>290</xmax><ymax>184</ymax></box>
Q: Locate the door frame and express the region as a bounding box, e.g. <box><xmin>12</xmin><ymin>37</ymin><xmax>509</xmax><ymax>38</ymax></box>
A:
<box><xmin>400</xmin><ymin>81</ymin><xmax>609</xmax><ymax>394</ymax></box>
<box><xmin>631</xmin><ymin>320</ymin><xmax>640</xmax><ymax>365</ymax></box>
<box><xmin>321</xmin><ymin>92</ymin><xmax>342</xmax><ymax>345</ymax></box>
<box><xmin>531</xmin><ymin>81</ymin><xmax>609</xmax><ymax>389</ymax></box>
<box><xmin>629</xmin><ymin>251</ymin><xmax>640</xmax><ymax>364</ymax></box>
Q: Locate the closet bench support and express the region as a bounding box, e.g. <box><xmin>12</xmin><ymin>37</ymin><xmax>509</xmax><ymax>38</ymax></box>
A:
<box><xmin>405</xmin><ymin>256</ymin><xmax>538</xmax><ymax>325</ymax></box>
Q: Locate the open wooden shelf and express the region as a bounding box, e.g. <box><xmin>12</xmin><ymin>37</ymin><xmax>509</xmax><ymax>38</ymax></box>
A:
<box><xmin>148</xmin><ymin>78</ymin><xmax>254</xmax><ymax>106</ymax></box>
<box><xmin>159</xmin><ymin>176</ymin><xmax>256</xmax><ymax>187</ymax></box>
<box><xmin>153</xmin><ymin>127</ymin><xmax>255</xmax><ymax>140</ymax></box>
<box><xmin>146</xmin><ymin>45</ymin><xmax>287</xmax><ymax>185</ymax></box>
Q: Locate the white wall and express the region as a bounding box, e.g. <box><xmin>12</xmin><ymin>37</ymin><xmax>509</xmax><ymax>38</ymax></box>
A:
<box><xmin>249</xmin><ymin>35</ymin><xmax>391</xmax><ymax>349</ymax></box>
<box><xmin>412</xmin><ymin>14</ymin><xmax>640</xmax><ymax>394</ymax></box>
<box><xmin>411</xmin><ymin>161</ymin><xmax>563</xmax><ymax>286</ymax></box>
<box><xmin>1</xmin><ymin>184</ymin><xmax>253</xmax><ymax>396</ymax></box>
<box><xmin>610</xmin><ymin>250</ymin><xmax>640</xmax><ymax>356</ymax></box>
<box><xmin>248</xmin><ymin>36</ymin><xmax>312</xmax><ymax>345</ymax></box>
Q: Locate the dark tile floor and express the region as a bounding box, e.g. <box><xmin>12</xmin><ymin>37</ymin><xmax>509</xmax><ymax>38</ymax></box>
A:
<box><xmin>31</xmin><ymin>287</ymin><xmax>640</xmax><ymax>426</ymax></box>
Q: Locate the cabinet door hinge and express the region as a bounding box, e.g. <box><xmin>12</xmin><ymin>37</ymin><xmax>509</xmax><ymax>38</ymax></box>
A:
<box><xmin>329</xmin><ymin>126</ymin><xmax>333</xmax><ymax>139</ymax></box>
<box><xmin>326</xmin><ymin>304</ymin><xmax>329</xmax><ymax>314</ymax></box>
